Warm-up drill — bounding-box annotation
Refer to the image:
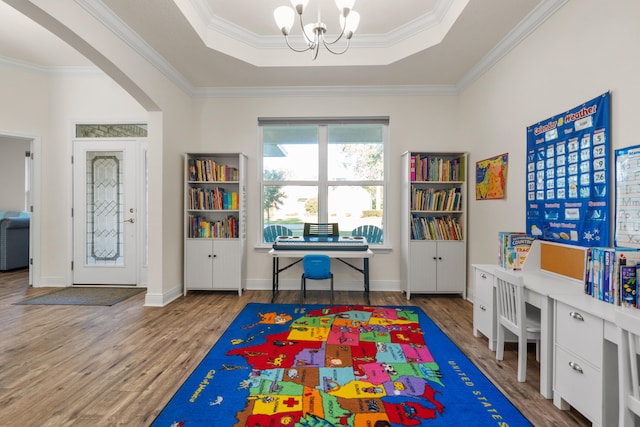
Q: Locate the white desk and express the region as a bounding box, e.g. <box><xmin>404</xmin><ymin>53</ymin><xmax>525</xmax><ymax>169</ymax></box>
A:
<box><xmin>473</xmin><ymin>239</ymin><xmax>640</xmax><ymax>426</ymax></box>
<box><xmin>519</xmin><ymin>269</ymin><xmax>584</xmax><ymax>399</ymax></box>
<box><xmin>487</xmin><ymin>267</ymin><xmax>584</xmax><ymax>399</ymax></box>
<box><xmin>550</xmin><ymin>293</ymin><xmax>640</xmax><ymax>426</ymax></box>
<box><xmin>269</xmin><ymin>248</ymin><xmax>374</xmax><ymax>304</ymax></box>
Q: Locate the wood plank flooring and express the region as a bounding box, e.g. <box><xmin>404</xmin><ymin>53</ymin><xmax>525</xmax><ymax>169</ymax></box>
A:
<box><xmin>0</xmin><ymin>269</ymin><xmax>590</xmax><ymax>426</ymax></box>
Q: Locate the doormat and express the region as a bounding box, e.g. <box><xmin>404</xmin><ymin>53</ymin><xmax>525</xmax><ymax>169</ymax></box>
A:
<box><xmin>15</xmin><ymin>286</ymin><xmax>145</xmax><ymax>306</ymax></box>
<box><xmin>152</xmin><ymin>303</ymin><xmax>532</xmax><ymax>426</ymax></box>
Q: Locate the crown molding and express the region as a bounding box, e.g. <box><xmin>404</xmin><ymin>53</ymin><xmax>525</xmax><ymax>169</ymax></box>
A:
<box><xmin>75</xmin><ymin>0</ymin><xmax>196</xmax><ymax>94</ymax></box>
<box><xmin>456</xmin><ymin>0</ymin><xmax>568</xmax><ymax>92</ymax></box>
<box><xmin>0</xmin><ymin>54</ymin><xmax>101</xmax><ymax>75</ymax></box>
<box><xmin>200</xmin><ymin>0</ymin><xmax>454</xmax><ymax>51</ymax></box>
<box><xmin>193</xmin><ymin>85</ymin><xmax>458</xmax><ymax>98</ymax></box>
<box><xmin>3</xmin><ymin>0</ymin><xmax>567</xmax><ymax>99</ymax></box>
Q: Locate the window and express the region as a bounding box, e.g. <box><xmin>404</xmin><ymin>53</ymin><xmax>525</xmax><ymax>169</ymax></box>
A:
<box><xmin>260</xmin><ymin>118</ymin><xmax>388</xmax><ymax>245</ymax></box>
<box><xmin>75</xmin><ymin>123</ymin><xmax>148</xmax><ymax>138</ymax></box>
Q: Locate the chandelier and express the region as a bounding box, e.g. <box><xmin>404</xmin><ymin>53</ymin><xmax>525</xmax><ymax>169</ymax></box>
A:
<box><xmin>274</xmin><ymin>0</ymin><xmax>361</xmax><ymax>60</ymax></box>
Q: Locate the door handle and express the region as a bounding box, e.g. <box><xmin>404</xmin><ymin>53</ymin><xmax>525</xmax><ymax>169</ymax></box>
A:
<box><xmin>124</xmin><ymin>218</ymin><xmax>135</xmax><ymax>223</ymax></box>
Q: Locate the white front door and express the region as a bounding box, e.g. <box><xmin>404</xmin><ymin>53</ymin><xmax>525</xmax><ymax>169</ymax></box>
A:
<box><xmin>73</xmin><ymin>140</ymin><xmax>140</xmax><ymax>285</ymax></box>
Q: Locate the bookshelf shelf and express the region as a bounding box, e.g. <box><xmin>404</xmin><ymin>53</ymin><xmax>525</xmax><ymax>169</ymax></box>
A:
<box><xmin>183</xmin><ymin>153</ymin><xmax>247</xmax><ymax>296</ymax></box>
<box><xmin>401</xmin><ymin>151</ymin><xmax>468</xmax><ymax>299</ymax></box>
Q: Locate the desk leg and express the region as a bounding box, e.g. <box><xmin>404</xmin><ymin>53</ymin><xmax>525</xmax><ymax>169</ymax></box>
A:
<box><xmin>364</xmin><ymin>258</ymin><xmax>370</xmax><ymax>305</ymax></box>
<box><xmin>540</xmin><ymin>297</ymin><xmax>554</xmax><ymax>399</ymax></box>
<box><xmin>271</xmin><ymin>257</ymin><xmax>279</xmax><ymax>303</ymax></box>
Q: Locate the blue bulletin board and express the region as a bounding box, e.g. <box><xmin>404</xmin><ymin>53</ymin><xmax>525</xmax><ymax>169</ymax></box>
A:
<box><xmin>526</xmin><ymin>92</ymin><xmax>611</xmax><ymax>247</ymax></box>
<box><xmin>615</xmin><ymin>145</ymin><xmax>640</xmax><ymax>248</ymax></box>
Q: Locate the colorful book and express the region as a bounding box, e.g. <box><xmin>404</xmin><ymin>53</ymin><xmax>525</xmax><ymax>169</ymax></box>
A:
<box><xmin>499</xmin><ymin>232</ymin><xmax>534</xmax><ymax>270</ymax></box>
<box><xmin>410</xmin><ymin>156</ymin><xmax>416</xmax><ymax>181</ymax></box>
<box><xmin>620</xmin><ymin>263</ymin><xmax>637</xmax><ymax>307</ymax></box>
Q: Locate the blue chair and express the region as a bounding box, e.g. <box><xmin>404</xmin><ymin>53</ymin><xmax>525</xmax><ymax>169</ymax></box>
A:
<box><xmin>301</xmin><ymin>254</ymin><xmax>333</xmax><ymax>305</ymax></box>
<box><xmin>352</xmin><ymin>225</ymin><xmax>383</xmax><ymax>244</ymax></box>
<box><xmin>263</xmin><ymin>224</ymin><xmax>293</xmax><ymax>243</ymax></box>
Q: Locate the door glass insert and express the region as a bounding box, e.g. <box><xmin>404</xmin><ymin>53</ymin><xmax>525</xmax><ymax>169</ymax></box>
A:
<box><xmin>85</xmin><ymin>151</ymin><xmax>124</xmax><ymax>265</ymax></box>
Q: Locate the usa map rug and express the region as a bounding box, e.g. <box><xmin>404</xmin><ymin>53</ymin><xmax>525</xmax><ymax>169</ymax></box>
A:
<box><xmin>152</xmin><ymin>303</ymin><xmax>532</xmax><ymax>426</ymax></box>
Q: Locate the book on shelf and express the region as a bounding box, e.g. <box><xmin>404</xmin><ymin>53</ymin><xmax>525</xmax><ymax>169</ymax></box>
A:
<box><xmin>411</xmin><ymin>215</ymin><xmax>462</xmax><ymax>240</ymax></box>
<box><xmin>410</xmin><ymin>154</ymin><xmax>462</xmax><ymax>182</ymax></box>
<box><xmin>188</xmin><ymin>158</ymin><xmax>239</xmax><ymax>182</ymax></box>
<box><xmin>188</xmin><ymin>215</ymin><xmax>238</xmax><ymax>238</ymax></box>
<box><xmin>188</xmin><ymin>187</ymin><xmax>238</xmax><ymax>210</ymax></box>
<box><xmin>498</xmin><ymin>232</ymin><xmax>534</xmax><ymax>270</ymax></box>
<box><xmin>411</xmin><ymin>186</ymin><xmax>462</xmax><ymax>211</ymax></box>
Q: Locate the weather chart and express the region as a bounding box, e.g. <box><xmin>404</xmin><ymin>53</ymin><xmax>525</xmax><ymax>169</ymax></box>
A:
<box><xmin>526</xmin><ymin>92</ymin><xmax>611</xmax><ymax>247</ymax></box>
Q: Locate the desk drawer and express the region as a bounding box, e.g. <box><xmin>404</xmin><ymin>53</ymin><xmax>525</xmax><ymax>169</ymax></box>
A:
<box><xmin>474</xmin><ymin>296</ymin><xmax>493</xmax><ymax>339</ymax></box>
<box><xmin>474</xmin><ymin>269</ymin><xmax>494</xmax><ymax>302</ymax></box>
<box><xmin>555</xmin><ymin>301</ymin><xmax>603</xmax><ymax>367</ymax></box>
<box><xmin>554</xmin><ymin>346</ymin><xmax>602</xmax><ymax>423</ymax></box>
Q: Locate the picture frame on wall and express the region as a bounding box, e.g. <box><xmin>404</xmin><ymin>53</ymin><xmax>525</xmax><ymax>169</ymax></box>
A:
<box><xmin>476</xmin><ymin>153</ymin><xmax>508</xmax><ymax>200</ymax></box>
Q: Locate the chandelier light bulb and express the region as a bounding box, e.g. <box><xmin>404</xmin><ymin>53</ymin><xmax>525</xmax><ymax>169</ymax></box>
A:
<box><xmin>342</xmin><ymin>10</ymin><xmax>360</xmax><ymax>38</ymax></box>
<box><xmin>274</xmin><ymin>6</ymin><xmax>295</xmax><ymax>35</ymax></box>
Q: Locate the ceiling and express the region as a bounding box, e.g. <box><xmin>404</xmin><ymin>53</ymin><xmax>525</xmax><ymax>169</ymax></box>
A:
<box><xmin>0</xmin><ymin>0</ymin><xmax>566</xmax><ymax>93</ymax></box>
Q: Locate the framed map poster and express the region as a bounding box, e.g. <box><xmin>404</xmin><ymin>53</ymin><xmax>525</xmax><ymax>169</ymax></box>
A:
<box><xmin>476</xmin><ymin>153</ymin><xmax>508</xmax><ymax>199</ymax></box>
<box><xmin>525</xmin><ymin>92</ymin><xmax>611</xmax><ymax>247</ymax></box>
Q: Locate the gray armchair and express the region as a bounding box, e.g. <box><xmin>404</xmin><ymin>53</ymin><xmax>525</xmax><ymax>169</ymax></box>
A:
<box><xmin>0</xmin><ymin>211</ymin><xmax>30</xmax><ymax>271</ymax></box>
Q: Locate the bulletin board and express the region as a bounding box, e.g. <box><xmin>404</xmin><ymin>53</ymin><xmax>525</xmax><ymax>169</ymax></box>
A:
<box><xmin>526</xmin><ymin>92</ymin><xmax>611</xmax><ymax>247</ymax></box>
<box><xmin>615</xmin><ymin>145</ymin><xmax>640</xmax><ymax>248</ymax></box>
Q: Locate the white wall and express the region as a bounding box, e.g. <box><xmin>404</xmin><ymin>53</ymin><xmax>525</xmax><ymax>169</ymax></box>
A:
<box><xmin>0</xmin><ymin>136</ymin><xmax>30</xmax><ymax>210</ymax></box>
<box><xmin>461</xmin><ymin>0</ymin><xmax>640</xmax><ymax>294</ymax></box>
<box><xmin>44</xmin><ymin>72</ymin><xmax>147</xmax><ymax>284</ymax></box>
<box><xmin>193</xmin><ymin>95</ymin><xmax>461</xmax><ymax>290</ymax></box>
<box><xmin>0</xmin><ymin>62</ymin><xmax>148</xmax><ymax>285</ymax></box>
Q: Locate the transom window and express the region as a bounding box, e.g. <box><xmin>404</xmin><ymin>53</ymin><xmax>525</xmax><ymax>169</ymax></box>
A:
<box><xmin>259</xmin><ymin>117</ymin><xmax>388</xmax><ymax>245</ymax></box>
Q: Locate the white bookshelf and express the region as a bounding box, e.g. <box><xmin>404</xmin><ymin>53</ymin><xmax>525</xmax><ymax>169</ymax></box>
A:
<box><xmin>183</xmin><ymin>153</ymin><xmax>246</xmax><ymax>295</ymax></box>
<box><xmin>401</xmin><ymin>151</ymin><xmax>467</xmax><ymax>299</ymax></box>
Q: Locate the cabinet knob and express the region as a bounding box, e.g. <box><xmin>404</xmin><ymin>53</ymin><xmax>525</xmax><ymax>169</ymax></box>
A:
<box><xmin>433</xmin><ymin>257</ymin><xmax>437</xmax><ymax>260</ymax></box>
<box><xmin>480</xmin><ymin>273</ymin><xmax>487</xmax><ymax>279</ymax></box>
<box><xmin>568</xmin><ymin>361</ymin><xmax>583</xmax><ymax>373</ymax></box>
<box><xmin>438</xmin><ymin>257</ymin><xmax>442</xmax><ymax>260</ymax></box>
<box><xmin>208</xmin><ymin>254</ymin><xmax>212</xmax><ymax>258</ymax></box>
<box><xmin>569</xmin><ymin>311</ymin><xmax>584</xmax><ymax>321</ymax></box>
<box><xmin>479</xmin><ymin>304</ymin><xmax>486</xmax><ymax>311</ymax></box>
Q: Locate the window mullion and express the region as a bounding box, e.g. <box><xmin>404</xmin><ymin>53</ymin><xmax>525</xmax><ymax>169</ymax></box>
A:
<box><xmin>318</xmin><ymin>125</ymin><xmax>329</xmax><ymax>223</ymax></box>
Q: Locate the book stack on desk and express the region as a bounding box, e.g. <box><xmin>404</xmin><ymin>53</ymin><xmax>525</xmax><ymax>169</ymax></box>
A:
<box><xmin>585</xmin><ymin>247</ymin><xmax>640</xmax><ymax>307</ymax></box>
<box><xmin>498</xmin><ymin>232</ymin><xmax>534</xmax><ymax>270</ymax></box>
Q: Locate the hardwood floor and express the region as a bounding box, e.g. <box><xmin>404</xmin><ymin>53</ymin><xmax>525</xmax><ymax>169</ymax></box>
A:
<box><xmin>0</xmin><ymin>270</ymin><xmax>590</xmax><ymax>426</ymax></box>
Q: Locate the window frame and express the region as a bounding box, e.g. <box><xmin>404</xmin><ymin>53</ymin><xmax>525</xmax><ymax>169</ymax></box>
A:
<box><xmin>258</xmin><ymin>117</ymin><xmax>389</xmax><ymax>249</ymax></box>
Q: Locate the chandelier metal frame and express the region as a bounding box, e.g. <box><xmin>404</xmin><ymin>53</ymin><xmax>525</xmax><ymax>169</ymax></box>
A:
<box><xmin>274</xmin><ymin>0</ymin><xmax>360</xmax><ymax>60</ymax></box>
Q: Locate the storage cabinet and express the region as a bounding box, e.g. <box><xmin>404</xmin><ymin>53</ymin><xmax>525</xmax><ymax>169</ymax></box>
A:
<box><xmin>183</xmin><ymin>153</ymin><xmax>246</xmax><ymax>295</ymax></box>
<box><xmin>401</xmin><ymin>151</ymin><xmax>467</xmax><ymax>299</ymax></box>
<box><xmin>184</xmin><ymin>239</ymin><xmax>241</xmax><ymax>292</ymax></box>
<box><xmin>472</xmin><ymin>264</ymin><xmax>497</xmax><ymax>350</ymax></box>
<box><xmin>553</xmin><ymin>300</ymin><xmax>609</xmax><ymax>426</ymax></box>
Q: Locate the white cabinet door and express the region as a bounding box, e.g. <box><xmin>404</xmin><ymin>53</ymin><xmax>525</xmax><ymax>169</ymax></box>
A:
<box><xmin>407</xmin><ymin>240</ymin><xmax>465</xmax><ymax>296</ymax></box>
<box><xmin>408</xmin><ymin>241</ymin><xmax>438</xmax><ymax>294</ymax></box>
<box><xmin>185</xmin><ymin>239</ymin><xmax>213</xmax><ymax>290</ymax></box>
<box><xmin>435</xmin><ymin>241</ymin><xmax>465</xmax><ymax>293</ymax></box>
<box><xmin>211</xmin><ymin>239</ymin><xmax>240</xmax><ymax>289</ymax></box>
